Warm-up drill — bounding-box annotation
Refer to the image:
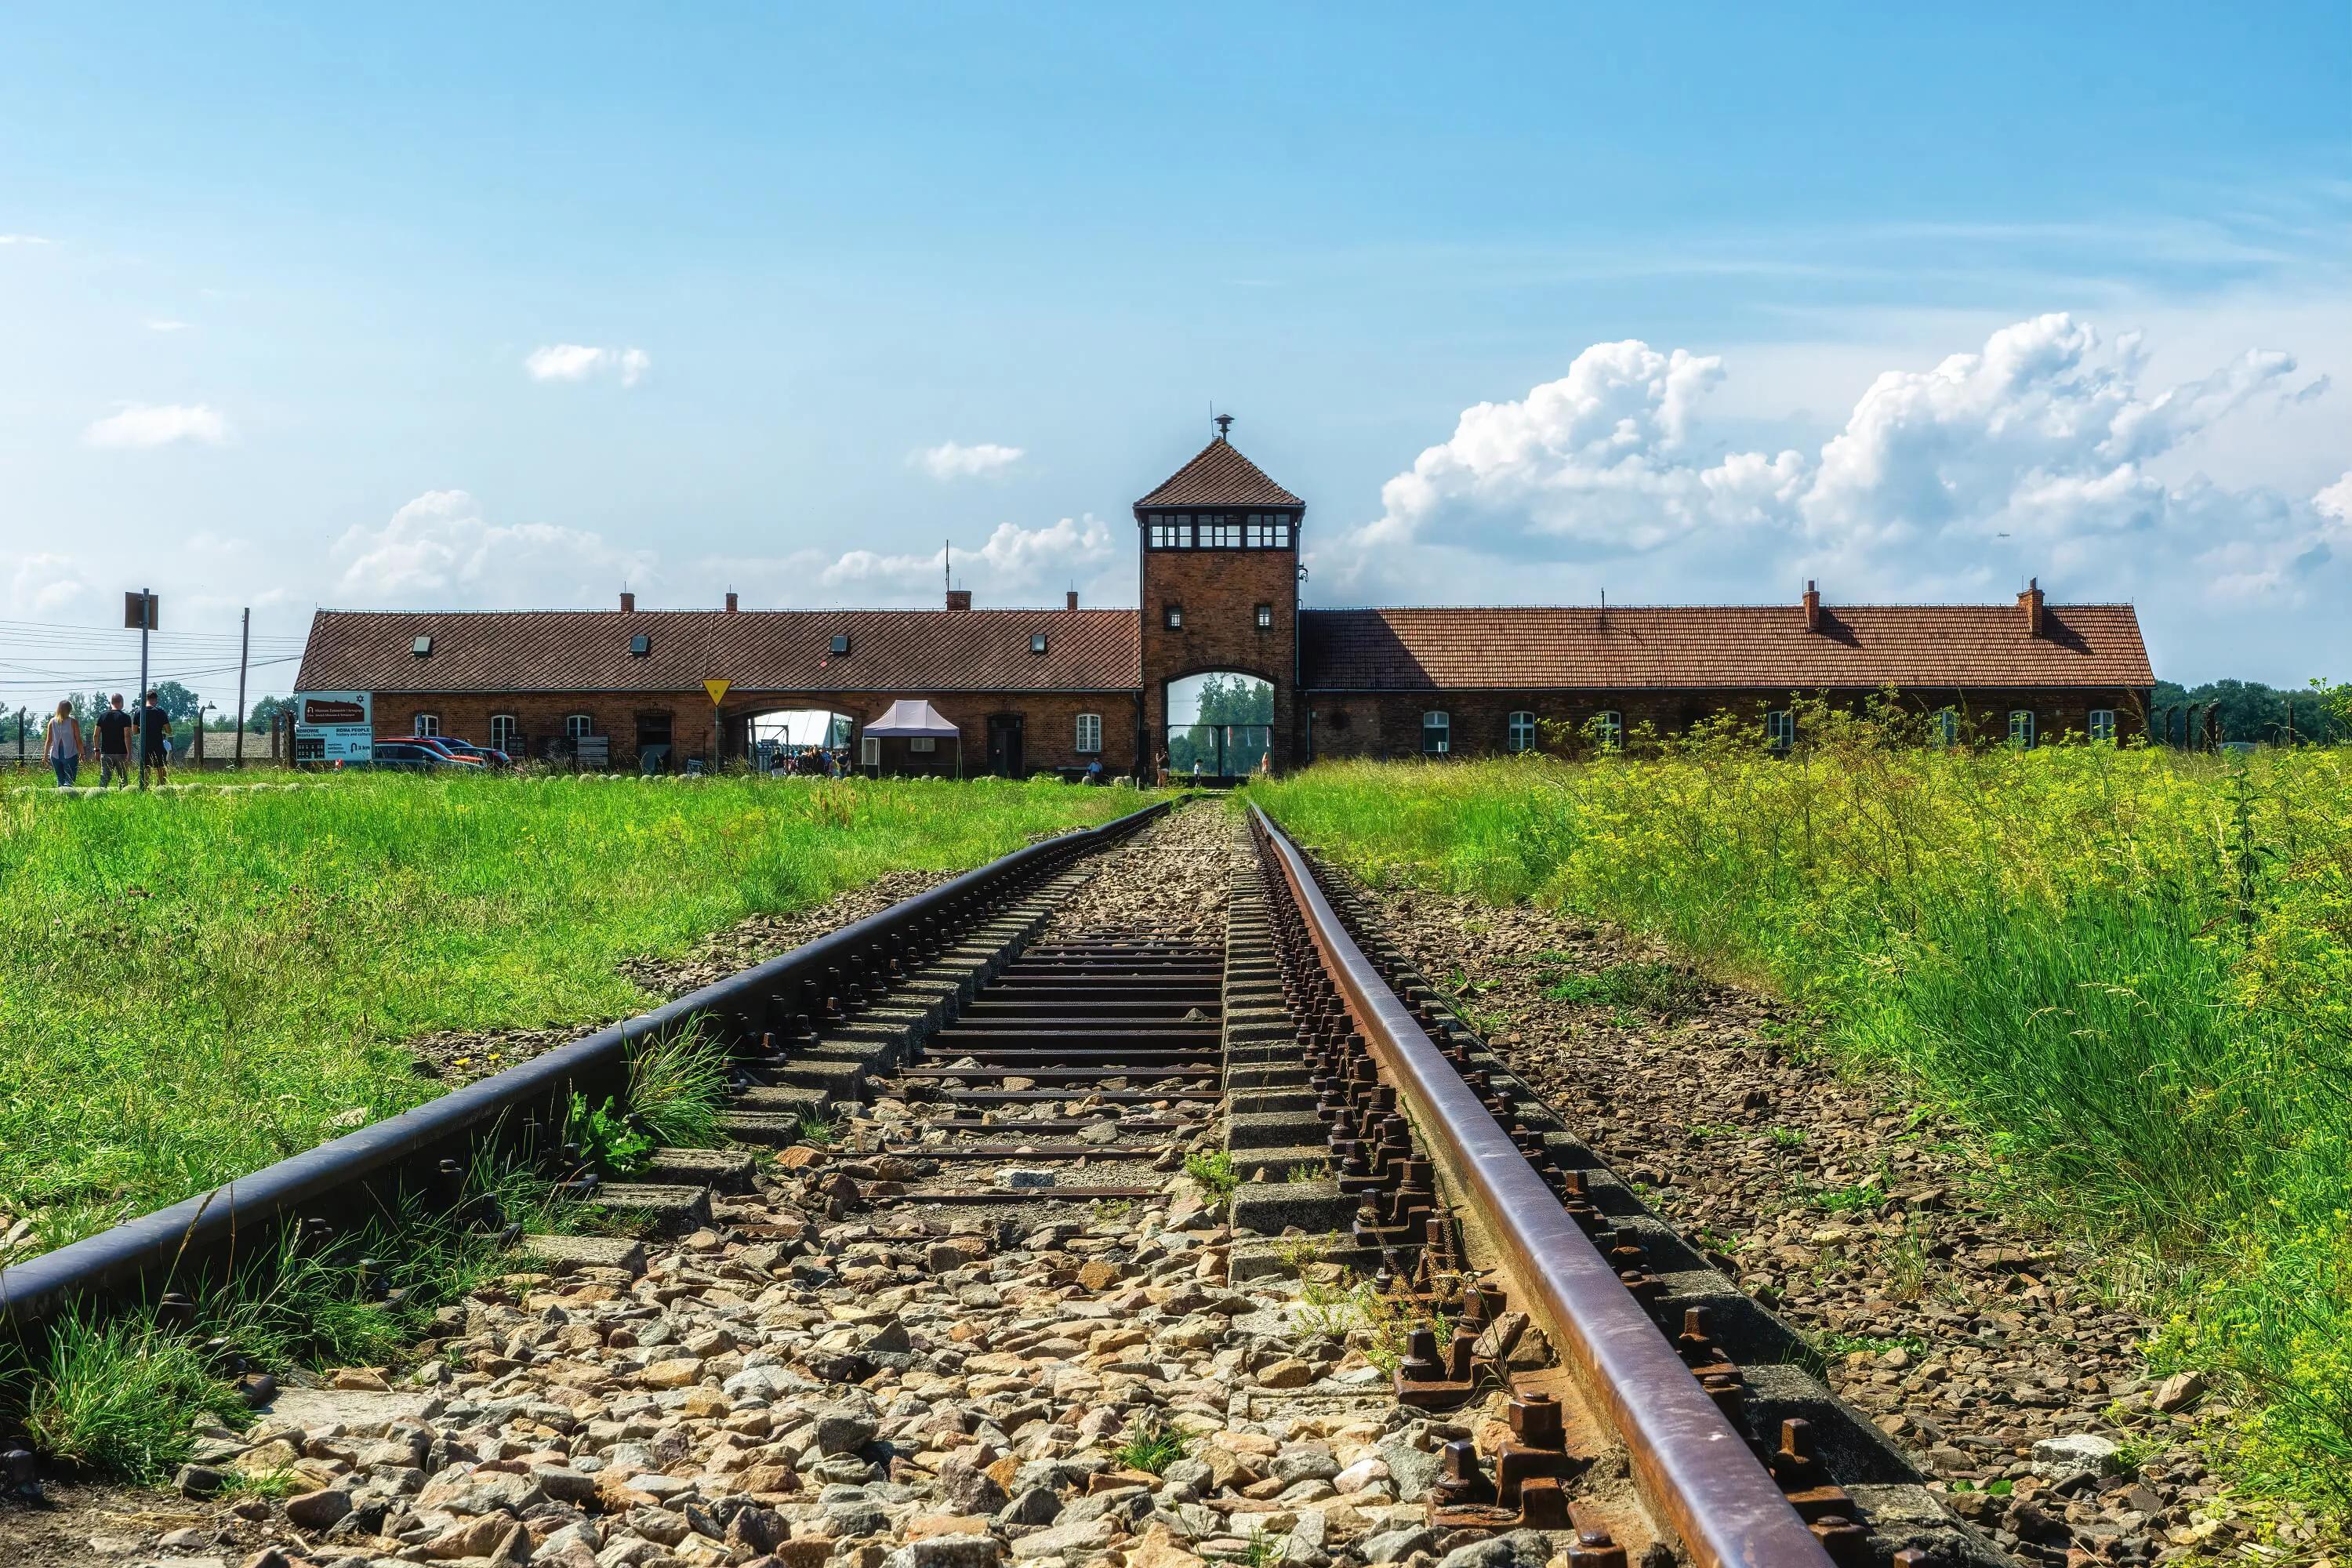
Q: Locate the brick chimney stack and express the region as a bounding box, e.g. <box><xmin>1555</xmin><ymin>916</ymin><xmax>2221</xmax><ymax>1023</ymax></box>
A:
<box><xmin>2020</xmin><ymin>577</ymin><xmax>2045</xmax><ymax>637</ymax></box>
<box><xmin>1802</xmin><ymin>580</ymin><xmax>1822</xmax><ymax>632</ymax></box>
<box><xmin>946</xmin><ymin>589</ymin><xmax>972</xmax><ymax>612</ymax></box>
<box><xmin>1065</xmin><ymin>590</ymin><xmax>1080</xmax><ymax>611</ymax></box>
<box><xmin>724</xmin><ymin>591</ymin><xmax>739</xmax><ymax>612</ymax></box>
<box><xmin>619</xmin><ymin>591</ymin><xmax>636</xmax><ymax>613</ymax></box>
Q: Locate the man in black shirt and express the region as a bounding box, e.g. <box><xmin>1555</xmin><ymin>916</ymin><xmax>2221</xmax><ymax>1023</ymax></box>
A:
<box><xmin>137</xmin><ymin>689</ymin><xmax>172</xmax><ymax>788</ymax></box>
<box><xmin>93</xmin><ymin>693</ymin><xmax>134</xmax><ymax>788</ymax></box>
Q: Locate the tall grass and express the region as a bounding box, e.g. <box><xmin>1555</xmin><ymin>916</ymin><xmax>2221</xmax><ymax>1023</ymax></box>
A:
<box><xmin>0</xmin><ymin>774</ymin><xmax>1130</xmax><ymax>1251</ymax></box>
<box><xmin>1255</xmin><ymin>712</ymin><xmax>2352</xmax><ymax>1502</ymax></box>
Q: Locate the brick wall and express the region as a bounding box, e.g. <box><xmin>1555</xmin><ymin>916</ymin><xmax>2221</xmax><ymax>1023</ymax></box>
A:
<box><xmin>1304</xmin><ymin>686</ymin><xmax>2151</xmax><ymax>760</ymax></box>
<box><xmin>1138</xmin><ymin>543</ymin><xmax>1298</xmax><ymax>770</ymax></box>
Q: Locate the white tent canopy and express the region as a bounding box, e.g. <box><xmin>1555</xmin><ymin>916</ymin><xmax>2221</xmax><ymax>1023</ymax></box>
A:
<box><xmin>862</xmin><ymin>699</ymin><xmax>961</xmax><ymax>737</ymax></box>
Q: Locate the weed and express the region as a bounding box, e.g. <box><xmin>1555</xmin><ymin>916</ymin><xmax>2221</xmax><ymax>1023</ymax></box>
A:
<box><xmin>1768</xmin><ymin>1127</ymin><xmax>1808</xmax><ymax>1150</ymax></box>
<box><xmin>796</xmin><ymin>1109</ymin><xmax>841</xmax><ymax>1145</ymax></box>
<box><xmin>624</xmin><ymin>1021</ymin><xmax>731</xmax><ymax>1148</ymax></box>
<box><xmin>567</xmin><ymin>1092</ymin><xmax>655</xmax><ymax>1174</ymax></box>
<box><xmin>1687</xmin><ymin>1122</ymin><xmax>1742</xmax><ymax>1140</ymax></box>
<box><xmin>1285</xmin><ymin>1163</ymin><xmax>1327</xmax><ymax>1183</ymax></box>
<box><xmin>1815</xmin><ymin>1182</ymin><xmax>1885</xmax><ymax>1213</ymax></box>
<box><xmin>1090</xmin><ymin>1199</ymin><xmax>1134</xmax><ymax>1222</ymax></box>
<box><xmin>1185</xmin><ymin>1150</ymin><xmax>1238</xmax><ymax>1201</ymax></box>
<box><xmin>17</xmin><ymin>1316</ymin><xmax>251</xmax><ymax>1483</ymax></box>
<box><xmin>1538</xmin><ymin>960</ymin><xmax>1707</xmax><ymax>1019</ymax></box>
<box><xmin>1272</xmin><ymin>1232</ymin><xmax>1343</xmax><ymax>1272</ymax></box>
<box><xmin>1882</xmin><ymin>1224</ymin><xmax>1931</xmax><ymax>1304</ymax></box>
<box><xmin>1114</xmin><ymin>1412</ymin><xmax>1191</xmax><ymax>1475</ymax></box>
<box><xmin>1815</xmin><ymin>1330</ymin><xmax>1929</xmax><ymax>1360</ymax></box>
<box><xmin>218</xmin><ymin>1468</ymin><xmax>300</xmax><ymax>1501</ymax></box>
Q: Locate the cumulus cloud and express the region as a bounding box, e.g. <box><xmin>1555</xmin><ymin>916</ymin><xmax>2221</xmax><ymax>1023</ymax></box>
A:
<box><xmin>912</xmin><ymin>441</ymin><xmax>1025</xmax><ymax>480</ymax></box>
<box><xmin>6</xmin><ymin>554</ymin><xmax>95</xmax><ymax>617</ymax></box>
<box><xmin>524</xmin><ymin>344</ymin><xmax>651</xmax><ymax>387</ymax></box>
<box><xmin>822</xmin><ymin>514</ymin><xmax>1116</xmax><ymax>601</ymax></box>
<box><xmin>1334</xmin><ymin>313</ymin><xmax>2343</xmax><ymax>620</ymax></box>
<box><xmin>331</xmin><ymin>490</ymin><xmax>655</xmax><ymax>608</ymax></box>
<box><xmin>84</xmin><ymin>402</ymin><xmax>230</xmax><ymax>448</ymax></box>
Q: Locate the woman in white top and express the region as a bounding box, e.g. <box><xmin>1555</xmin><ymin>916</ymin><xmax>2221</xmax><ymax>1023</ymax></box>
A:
<box><xmin>42</xmin><ymin>699</ymin><xmax>86</xmax><ymax>788</ymax></box>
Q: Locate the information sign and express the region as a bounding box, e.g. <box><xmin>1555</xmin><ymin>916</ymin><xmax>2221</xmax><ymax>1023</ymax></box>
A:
<box><xmin>293</xmin><ymin>691</ymin><xmax>374</xmax><ymax>765</ymax></box>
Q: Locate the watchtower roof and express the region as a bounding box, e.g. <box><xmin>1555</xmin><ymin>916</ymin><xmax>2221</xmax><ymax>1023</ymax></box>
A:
<box><xmin>1135</xmin><ymin>434</ymin><xmax>1304</xmax><ymax>510</ymax></box>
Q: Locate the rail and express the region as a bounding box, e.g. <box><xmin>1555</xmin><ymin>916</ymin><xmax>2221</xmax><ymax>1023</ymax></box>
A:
<box><xmin>1250</xmin><ymin>803</ymin><xmax>1836</xmax><ymax>1568</ymax></box>
<box><xmin>0</xmin><ymin>796</ymin><xmax>1174</xmax><ymax>1334</ymax></box>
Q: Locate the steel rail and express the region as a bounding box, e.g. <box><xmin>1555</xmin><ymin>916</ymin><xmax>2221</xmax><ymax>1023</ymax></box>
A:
<box><xmin>0</xmin><ymin>797</ymin><xmax>1173</xmax><ymax>1334</ymax></box>
<box><xmin>1250</xmin><ymin>804</ymin><xmax>1835</xmax><ymax>1568</ymax></box>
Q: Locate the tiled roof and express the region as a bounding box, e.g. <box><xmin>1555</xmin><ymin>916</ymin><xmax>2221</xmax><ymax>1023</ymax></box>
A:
<box><xmin>1134</xmin><ymin>438</ymin><xmax>1305</xmax><ymax>510</ymax></box>
<box><xmin>296</xmin><ymin>608</ymin><xmax>1142</xmax><ymax>695</ymax></box>
<box><xmin>1298</xmin><ymin>604</ymin><xmax>2154</xmax><ymax>691</ymax></box>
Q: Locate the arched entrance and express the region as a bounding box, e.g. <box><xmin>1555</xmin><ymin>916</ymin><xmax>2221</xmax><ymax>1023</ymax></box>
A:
<box><xmin>1164</xmin><ymin>671</ymin><xmax>1273</xmax><ymax>782</ymax></box>
<box><xmin>748</xmin><ymin>708</ymin><xmax>855</xmax><ymax>775</ymax></box>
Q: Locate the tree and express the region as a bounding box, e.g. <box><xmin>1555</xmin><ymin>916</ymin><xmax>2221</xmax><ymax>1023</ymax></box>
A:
<box><xmin>248</xmin><ymin>695</ymin><xmax>288</xmax><ymax>733</ymax></box>
<box><xmin>151</xmin><ymin>681</ymin><xmax>201</xmax><ymax>724</ymax></box>
<box><xmin>2151</xmin><ymin>678</ymin><xmax>2342</xmax><ymax>745</ymax></box>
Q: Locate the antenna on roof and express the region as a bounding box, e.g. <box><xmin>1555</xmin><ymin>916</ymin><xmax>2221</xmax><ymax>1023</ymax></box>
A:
<box><xmin>945</xmin><ymin>539</ymin><xmax>951</xmax><ymax>597</ymax></box>
<box><xmin>1214</xmin><ymin>412</ymin><xmax>1234</xmax><ymax>441</ymax></box>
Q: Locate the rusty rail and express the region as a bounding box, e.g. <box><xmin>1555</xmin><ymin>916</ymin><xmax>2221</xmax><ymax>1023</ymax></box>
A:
<box><xmin>1250</xmin><ymin>804</ymin><xmax>1835</xmax><ymax>1568</ymax></box>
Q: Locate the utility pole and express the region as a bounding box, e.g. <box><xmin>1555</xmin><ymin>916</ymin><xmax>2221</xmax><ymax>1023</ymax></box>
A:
<box><xmin>234</xmin><ymin>607</ymin><xmax>250</xmax><ymax>768</ymax></box>
<box><xmin>126</xmin><ymin>588</ymin><xmax>157</xmax><ymax>788</ymax></box>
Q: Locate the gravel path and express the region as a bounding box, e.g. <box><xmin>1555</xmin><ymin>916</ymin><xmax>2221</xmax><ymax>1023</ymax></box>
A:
<box><xmin>1347</xmin><ymin>881</ymin><xmax>2274</xmax><ymax>1566</ymax></box>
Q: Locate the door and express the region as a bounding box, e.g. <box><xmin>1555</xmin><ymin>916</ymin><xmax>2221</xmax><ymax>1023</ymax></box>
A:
<box><xmin>986</xmin><ymin>714</ymin><xmax>1023</xmax><ymax>778</ymax></box>
<box><xmin>635</xmin><ymin>711</ymin><xmax>674</xmax><ymax>772</ymax></box>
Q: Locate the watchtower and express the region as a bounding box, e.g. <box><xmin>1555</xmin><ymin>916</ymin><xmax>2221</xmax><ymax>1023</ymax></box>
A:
<box><xmin>1134</xmin><ymin>418</ymin><xmax>1304</xmax><ymax>778</ymax></box>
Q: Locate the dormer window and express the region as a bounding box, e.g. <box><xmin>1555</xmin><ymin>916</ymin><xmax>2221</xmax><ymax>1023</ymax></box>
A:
<box><xmin>629</xmin><ymin>633</ymin><xmax>651</xmax><ymax>656</ymax></box>
<box><xmin>412</xmin><ymin>635</ymin><xmax>433</xmax><ymax>657</ymax></box>
<box><xmin>1030</xmin><ymin>633</ymin><xmax>1048</xmax><ymax>655</ymax></box>
<box><xmin>829</xmin><ymin>633</ymin><xmax>851</xmax><ymax>655</ymax></box>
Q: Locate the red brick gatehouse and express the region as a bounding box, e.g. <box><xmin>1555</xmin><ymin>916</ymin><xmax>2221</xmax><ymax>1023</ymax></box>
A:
<box><xmin>294</xmin><ymin>429</ymin><xmax>2156</xmax><ymax>775</ymax></box>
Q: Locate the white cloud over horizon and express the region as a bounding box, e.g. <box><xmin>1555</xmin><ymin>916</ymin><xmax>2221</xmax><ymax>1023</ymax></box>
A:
<box><xmin>912</xmin><ymin>441</ymin><xmax>1025</xmax><ymax>479</ymax></box>
<box><xmin>330</xmin><ymin>490</ymin><xmax>656</xmax><ymax>608</ymax></box>
<box><xmin>83</xmin><ymin>402</ymin><xmax>230</xmax><ymax>448</ymax></box>
<box><xmin>523</xmin><ymin>343</ymin><xmax>651</xmax><ymax>387</ymax></box>
<box><xmin>1325</xmin><ymin>315</ymin><xmax>2347</xmax><ymax>646</ymax></box>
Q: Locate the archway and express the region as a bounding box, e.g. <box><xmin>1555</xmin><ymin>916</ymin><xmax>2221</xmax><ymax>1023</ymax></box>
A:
<box><xmin>1164</xmin><ymin>671</ymin><xmax>1273</xmax><ymax>782</ymax></box>
<box><xmin>748</xmin><ymin>707</ymin><xmax>855</xmax><ymax>775</ymax></box>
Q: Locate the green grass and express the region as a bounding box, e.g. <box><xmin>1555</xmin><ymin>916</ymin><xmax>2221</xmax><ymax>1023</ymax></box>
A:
<box><xmin>1184</xmin><ymin>1149</ymin><xmax>1238</xmax><ymax>1201</ymax></box>
<box><xmin>1114</xmin><ymin>1412</ymin><xmax>1191</xmax><ymax>1475</ymax></box>
<box><xmin>0</xmin><ymin>773</ymin><xmax>1135</xmax><ymax>1254</ymax></box>
<box><xmin>1255</xmin><ymin>724</ymin><xmax>2352</xmax><ymax>1512</ymax></box>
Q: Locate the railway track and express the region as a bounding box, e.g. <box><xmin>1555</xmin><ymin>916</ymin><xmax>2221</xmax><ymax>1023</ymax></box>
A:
<box><xmin>0</xmin><ymin>800</ymin><xmax>2007</xmax><ymax>1568</ymax></box>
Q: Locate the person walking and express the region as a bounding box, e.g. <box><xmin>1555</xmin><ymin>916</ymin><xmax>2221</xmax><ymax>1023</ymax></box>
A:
<box><xmin>93</xmin><ymin>693</ymin><xmax>133</xmax><ymax>788</ymax></box>
<box><xmin>136</xmin><ymin>688</ymin><xmax>172</xmax><ymax>788</ymax></box>
<box><xmin>42</xmin><ymin>700</ymin><xmax>85</xmax><ymax>788</ymax></box>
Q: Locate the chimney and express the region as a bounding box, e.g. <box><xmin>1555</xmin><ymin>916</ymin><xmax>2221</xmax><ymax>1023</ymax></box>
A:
<box><xmin>946</xmin><ymin>589</ymin><xmax>973</xmax><ymax>613</ymax></box>
<box><xmin>1065</xmin><ymin>590</ymin><xmax>1080</xmax><ymax>612</ymax></box>
<box><xmin>724</xmin><ymin>591</ymin><xmax>739</xmax><ymax>613</ymax></box>
<box><xmin>619</xmin><ymin>591</ymin><xmax>636</xmax><ymax>613</ymax></box>
<box><xmin>1802</xmin><ymin>580</ymin><xmax>1822</xmax><ymax>632</ymax></box>
<box><xmin>2019</xmin><ymin>577</ymin><xmax>2045</xmax><ymax>637</ymax></box>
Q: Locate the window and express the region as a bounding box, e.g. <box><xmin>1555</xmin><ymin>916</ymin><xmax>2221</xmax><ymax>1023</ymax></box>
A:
<box><xmin>1200</xmin><ymin>517</ymin><xmax>1242</xmax><ymax>549</ymax></box>
<box><xmin>1254</xmin><ymin>603</ymin><xmax>1273</xmax><ymax>630</ymax></box>
<box><xmin>1075</xmin><ymin>713</ymin><xmax>1102</xmax><ymax>753</ymax></box>
<box><xmin>1422</xmin><ymin>711</ymin><xmax>1450</xmax><ymax>755</ymax></box>
<box><xmin>1164</xmin><ymin>604</ymin><xmax>1184</xmax><ymax>630</ymax></box>
<box><xmin>829</xmin><ymin>633</ymin><xmax>851</xmax><ymax>655</ymax></box>
<box><xmin>2089</xmin><ymin>709</ymin><xmax>2117</xmax><ymax>743</ymax></box>
<box><xmin>413</xmin><ymin>713</ymin><xmax>441</xmax><ymax>738</ymax></box>
<box><xmin>2009</xmin><ymin>709</ymin><xmax>2038</xmax><ymax>747</ymax></box>
<box><xmin>1766</xmin><ymin>710</ymin><xmax>1796</xmax><ymax>751</ymax></box>
<box><xmin>490</xmin><ymin>714</ymin><xmax>520</xmax><ymax>752</ymax></box>
<box><xmin>909</xmin><ymin>735</ymin><xmax>937</xmax><ymax>753</ymax></box>
<box><xmin>1507</xmin><ymin>711</ymin><xmax>1537</xmax><ymax>753</ymax></box>
<box><xmin>1594</xmin><ymin>710</ymin><xmax>1624</xmax><ymax>751</ymax></box>
<box><xmin>1933</xmin><ymin>709</ymin><xmax>1959</xmax><ymax>747</ymax></box>
<box><xmin>1246</xmin><ymin>514</ymin><xmax>1291</xmax><ymax>548</ymax></box>
<box><xmin>1149</xmin><ymin>518</ymin><xmax>1192</xmax><ymax>549</ymax></box>
<box><xmin>564</xmin><ymin>713</ymin><xmax>593</xmax><ymax>739</ymax></box>
<box><xmin>1030</xmin><ymin>633</ymin><xmax>1049</xmax><ymax>655</ymax></box>
<box><xmin>859</xmin><ymin>735</ymin><xmax>880</xmax><ymax>768</ymax></box>
<box><xmin>411</xmin><ymin>635</ymin><xmax>434</xmax><ymax>657</ymax></box>
<box><xmin>628</xmin><ymin>633</ymin><xmax>651</xmax><ymax>657</ymax></box>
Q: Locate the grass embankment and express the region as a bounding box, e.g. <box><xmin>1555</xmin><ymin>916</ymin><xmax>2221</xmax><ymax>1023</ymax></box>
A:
<box><xmin>0</xmin><ymin>774</ymin><xmax>1135</xmax><ymax>1254</ymax></box>
<box><xmin>1254</xmin><ymin>731</ymin><xmax>2352</xmax><ymax>1506</ymax></box>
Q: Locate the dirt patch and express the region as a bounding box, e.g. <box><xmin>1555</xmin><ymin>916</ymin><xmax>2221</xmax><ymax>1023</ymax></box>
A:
<box><xmin>1355</xmin><ymin>880</ymin><xmax>2226</xmax><ymax>1561</ymax></box>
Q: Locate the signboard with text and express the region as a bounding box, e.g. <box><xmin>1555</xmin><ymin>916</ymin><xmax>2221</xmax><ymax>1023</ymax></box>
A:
<box><xmin>293</xmin><ymin>691</ymin><xmax>374</xmax><ymax>765</ymax></box>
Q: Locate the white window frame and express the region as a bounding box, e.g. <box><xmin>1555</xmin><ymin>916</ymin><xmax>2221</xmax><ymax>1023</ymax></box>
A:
<box><xmin>1766</xmin><ymin>710</ymin><xmax>1796</xmax><ymax>751</ymax></box>
<box><xmin>1200</xmin><ymin>518</ymin><xmax>1242</xmax><ymax>549</ymax></box>
<box><xmin>859</xmin><ymin>735</ymin><xmax>881</xmax><ymax>767</ymax></box>
<box><xmin>909</xmin><ymin>735</ymin><xmax>938</xmax><ymax>753</ymax></box>
<box><xmin>413</xmin><ymin>713</ymin><xmax>441</xmax><ymax>738</ymax></box>
<box><xmin>1595</xmin><ymin>710</ymin><xmax>1624</xmax><ymax>751</ymax></box>
<box><xmin>1149</xmin><ymin>519</ymin><xmax>1192</xmax><ymax>549</ymax></box>
<box><xmin>1074</xmin><ymin>713</ymin><xmax>1102</xmax><ymax>754</ymax></box>
<box><xmin>489</xmin><ymin>714</ymin><xmax>520</xmax><ymax>752</ymax></box>
<box><xmin>564</xmin><ymin>713</ymin><xmax>593</xmax><ymax>740</ymax></box>
<box><xmin>1164</xmin><ymin>604</ymin><xmax>1184</xmax><ymax>630</ymax></box>
<box><xmin>2009</xmin><ymin>709</ymin><xmax>2037</xmax><ymax>748</ymax></box>
<box><xmin>2089</xmin><ymin>709</ymin><xmax>2116</xmax><ymax>743</ymax></box>
<box><xmin>1422</xmin><ymin>711</ymin><xmax>1450</xmax><ymax>755</ymax></box>
<box><xmin>1246</xmin><ymin>516</ymin><xmax>1290</xmax><ymax>548</ymax></box>
<box><xmin>1254</xmin><ymin>603</ymin><xmax>1273</xmax><ymax>630</ymax></box>
<box><xmin>1932</xmin><ymin>709</ymin><xmax>1959</xmax><ymax>747</ymax></box>
<box><xmin>1506</xmin><ymin>711</ymin><xmax>1537</xmax><ymax>753</ymax></box>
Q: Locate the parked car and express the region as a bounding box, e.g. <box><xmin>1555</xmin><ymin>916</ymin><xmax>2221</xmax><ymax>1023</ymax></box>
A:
<box><xmin>365</xmin><ymin>740</ymin><xmax>483</xmax><ymax>772</ymax></box>
<box><xmin>400</xmin><ymin>735</ymin><xmax>491</xmax><ymax>768</ymax></box>
<box><xmin>435</xmin><ymin>738</ymin><xmax>511</xmax><ymax>768</ymax></box>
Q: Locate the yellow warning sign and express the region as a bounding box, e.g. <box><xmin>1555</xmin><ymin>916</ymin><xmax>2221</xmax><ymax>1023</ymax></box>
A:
<box><xmin>703</xmin><ymin>679</ymin><xmax>732</xmax><ymax>705</ymax></box>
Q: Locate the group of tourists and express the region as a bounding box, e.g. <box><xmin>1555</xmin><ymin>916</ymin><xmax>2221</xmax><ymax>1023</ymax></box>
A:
<box><xmin>37</xmin><ymin>692</ymin><xmax>172</xmax><ymax>789</ymax></box>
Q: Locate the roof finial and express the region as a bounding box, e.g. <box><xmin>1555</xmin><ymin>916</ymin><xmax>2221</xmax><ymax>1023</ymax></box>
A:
<box><xmin>1214</xmin><ymin>412</ymin><xmax>1233</xmax><ymax>441</ymax></box>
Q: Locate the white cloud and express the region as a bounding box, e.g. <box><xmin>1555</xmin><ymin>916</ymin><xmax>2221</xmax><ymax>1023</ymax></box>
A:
<box><xmin>0</xmin><ymin>234</ymin><xmax>49</xmax><ymax>246</ymax></box>
<box><xmin>6</xmin><ymin>554</ymin><xmax>95</xmax><ymax>617</ymax></box>
<box><xmin>821</xmin><ymin>514</ymin><xmax>1115</xmax><ymax>601</ymax></box>
<box><xmin>912</xmin><ymin>441</ymin><xmax>1025</xmax><ymax>480</ymax></box>
<box><xmin>83</xmin><ymin>402</ymin><xmax>230</xmax><ymax>448</ymax></box>
<box><xmin>1332</xmin><ymin>314</ymin><xmax>2343</xmax><ymax>624</ymax></box>
<box><xmin>331</xmin><ymin>490</ymin><xmax>655</xmax><ymax>608</ymax></box>
<box><xmin>524</xmin><ymin>343</ymin><xmax>651</xmax><ymax>387</ymax></box>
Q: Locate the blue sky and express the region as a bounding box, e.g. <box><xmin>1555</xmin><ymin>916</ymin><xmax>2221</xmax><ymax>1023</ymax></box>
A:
<box><xmin>2</xmin><ymin>2</ymin><xmax>2346</xmax><ymax>702</ymax></box>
